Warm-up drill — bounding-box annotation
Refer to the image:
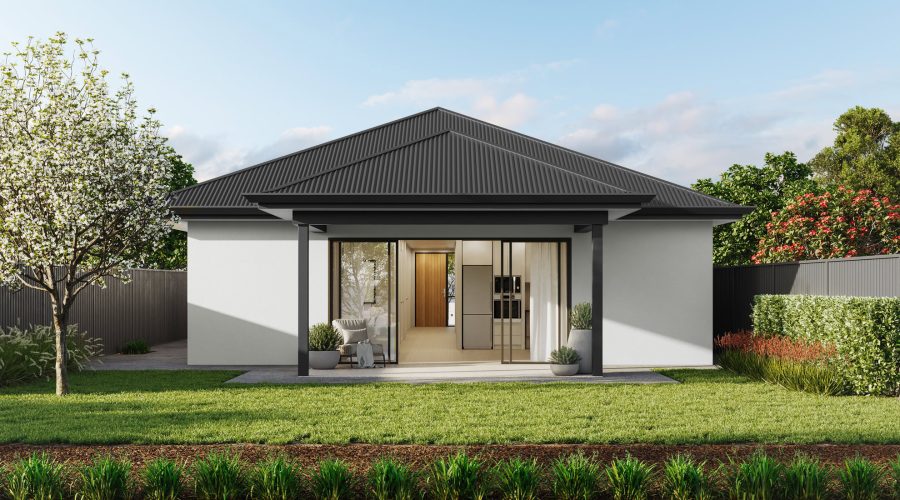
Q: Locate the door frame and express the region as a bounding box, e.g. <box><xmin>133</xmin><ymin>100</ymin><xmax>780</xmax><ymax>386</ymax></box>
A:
<box><xmin>328</xmin><ymin>237</ymin><xmax>572</xmax><ymax>365</ymax></box>
<box><xmin>329</xmin><ymin>239</ymin><xmax>400</xmax><ymax>364</ymax></box>
<box><xmin>413</xmin><ymin>251</ymin><xmax>453</xmax><ymax>327</ymax></box>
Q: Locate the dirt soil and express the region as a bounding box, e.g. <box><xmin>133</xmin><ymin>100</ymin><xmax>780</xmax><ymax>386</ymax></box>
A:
<box><xmin>1</xmin><ymin>443</ymin><xmax>898</xmax><ymax>470</ymax></box>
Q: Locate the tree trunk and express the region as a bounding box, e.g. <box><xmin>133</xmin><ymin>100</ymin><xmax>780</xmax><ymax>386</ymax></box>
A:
<box><xmin>51</xmin><ymin>305</ymin><xmax>69</xmax><ymax>396</ymax></box>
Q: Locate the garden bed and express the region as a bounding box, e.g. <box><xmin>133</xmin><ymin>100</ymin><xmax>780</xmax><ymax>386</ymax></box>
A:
<box><xmin>2</xmin><ymin>443</ymin><xmax>899</xmax><ymax>470</ymax></box>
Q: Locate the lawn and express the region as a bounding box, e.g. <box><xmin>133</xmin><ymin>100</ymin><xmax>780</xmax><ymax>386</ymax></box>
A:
<box><xmin>0</xmin><ymin>370</ymin><xmax>897</xmax><ymax>445</ymax></box>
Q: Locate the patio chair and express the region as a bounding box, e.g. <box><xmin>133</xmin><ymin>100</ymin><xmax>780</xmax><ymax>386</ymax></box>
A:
<box><xmin>331</xmin><ymin>318</ymin><xmax>387</xmax><ymax>367</ymax></box>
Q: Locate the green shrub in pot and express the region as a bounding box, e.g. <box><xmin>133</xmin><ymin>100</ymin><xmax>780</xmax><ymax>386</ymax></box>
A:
<box><xmin>569</xmin><ymin>303</ymin><xmax>592</xmax><ymax>330</ymax></box>
<box><xmin>309</xmin><ymin>323</ymin><xmax>342</xmax><ymax>352</ymax></box>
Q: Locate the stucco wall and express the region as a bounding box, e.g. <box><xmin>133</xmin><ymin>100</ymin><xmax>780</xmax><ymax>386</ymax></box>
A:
<box><xmin>187</xmin><ymin>221</ymin><xmax>298</xmax><ymax>365</ymax></box>
<box><xmin>185</xmin><ymin>221</ymin><xmax>712</xmax><ymax>367</ymax></box>
<box><xmin>600</xmin><ymin>221</ymin><xmax>713</xmax><ymax>366</ymax></box>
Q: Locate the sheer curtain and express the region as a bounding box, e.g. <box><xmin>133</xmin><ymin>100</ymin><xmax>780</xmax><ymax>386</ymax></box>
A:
<box><xmin>528</xmin><ymin>242</ymin><xmax>559</xmax><ymax>361</ymax></box>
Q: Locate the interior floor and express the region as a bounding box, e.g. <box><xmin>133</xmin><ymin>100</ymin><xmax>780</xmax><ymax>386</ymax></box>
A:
<box><xmin>399</xmin><ymin>326</ymin><xmax>530</xmax><ymax>364</ymax></box>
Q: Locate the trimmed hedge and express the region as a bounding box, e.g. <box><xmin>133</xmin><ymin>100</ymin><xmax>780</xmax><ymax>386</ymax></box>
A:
<box><xmin>752</xmin><ymin>295</ymin><xmax>900</xmax><ymax>396</ymax></box>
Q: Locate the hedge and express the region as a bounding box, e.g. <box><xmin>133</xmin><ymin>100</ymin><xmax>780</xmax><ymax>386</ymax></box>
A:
<box><xmin>752</xmin><ymin>295</ymin><xmax>900</xmax><ymax>396</ymax></box>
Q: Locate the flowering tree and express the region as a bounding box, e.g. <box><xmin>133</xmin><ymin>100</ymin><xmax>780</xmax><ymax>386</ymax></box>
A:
<box><xmin>0</xmin><ymin>34</ymin><xmax>173</xmax><ymax>395</ymax></box>
<box><xmin>752</xmin><ymin>187</ymin><xmax>900</xmax><ymax>263</ymax></box>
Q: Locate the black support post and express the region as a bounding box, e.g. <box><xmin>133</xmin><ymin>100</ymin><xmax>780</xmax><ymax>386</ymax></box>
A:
<box><xmin>297</xmin><ymin>223</ymin><xmax>309</xmax><ymax>376</ymax></box>
<box><xmin>591</xmin><ymin>224</ymin><xmax>604</xmax><ymax>376</ymax></box>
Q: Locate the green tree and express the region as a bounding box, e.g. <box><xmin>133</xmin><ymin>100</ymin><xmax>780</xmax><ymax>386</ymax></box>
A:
<box><xmin>809</xmin><ymin>106</ymin><xmax>900</xmax><ymax>199</ymax></box>
<box><xmin>139</xmin><ymin>153</ymin><xmax>196</xmax><ymax>269</ymax></box>
<box><xmin>0</xmin><ymin>34</ymin><xmax>173</xmax><ymax>395</ymax></box>
<box><xmin>693</xmin><ymin>152</ymin><xmax>819</xmax><ymax>266</ymax></box>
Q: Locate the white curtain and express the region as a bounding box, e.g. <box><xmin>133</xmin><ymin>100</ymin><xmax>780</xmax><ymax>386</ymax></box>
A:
<box><xmin>528</xmin><ymin>242</ymin><xmax>559</xmax><ymax>361</ymax></box>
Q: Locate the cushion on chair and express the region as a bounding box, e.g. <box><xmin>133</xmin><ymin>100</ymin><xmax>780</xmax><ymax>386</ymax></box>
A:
<box><xmin>342</xmin><ymin>328</ymin><xmax>369</xmax><ymax>344</ymax></box>
<box><xmin>332</xmin><ymin>318</ymin><xmax>367</xmax><ymax>334</ymax></box>
<box><xmin>339</xmin><ymin>343</ymin><xmax>385</xmax><ymax>356</ymax></box>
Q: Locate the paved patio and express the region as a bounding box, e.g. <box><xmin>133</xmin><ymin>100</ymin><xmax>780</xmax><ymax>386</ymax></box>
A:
<box><xmin>92</xmin><ymin>340</ymin><xmax>680</xmax><ymax>384</ymax></box>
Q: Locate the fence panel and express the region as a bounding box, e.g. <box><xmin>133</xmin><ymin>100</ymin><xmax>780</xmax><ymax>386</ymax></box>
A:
<box><xmin>713</xmin><ymin>254</ymin><xmax>900</xmax><ymax>335</ymax></box>
<box><xmin>0</xmin><ymin>269</ymin><xmax>186</xmax><ymax>354</ymax></box>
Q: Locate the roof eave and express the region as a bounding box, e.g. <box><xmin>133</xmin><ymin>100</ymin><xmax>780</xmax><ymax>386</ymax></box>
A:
<box><xmin>242</xmin><ymin>192</ymin><xmax>656</xmax><ymax>206</ymax></box>
<box><xmin>622</xmin><ymin>206</ymin><xmax>754</xmax><ymax>221</ymax></box>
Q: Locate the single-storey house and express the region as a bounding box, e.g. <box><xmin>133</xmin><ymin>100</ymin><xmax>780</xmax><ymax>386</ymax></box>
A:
<box><xmin>171</xmin><ymin>107</ymin><xmax>750</xmax><ymax>375</ymax></box>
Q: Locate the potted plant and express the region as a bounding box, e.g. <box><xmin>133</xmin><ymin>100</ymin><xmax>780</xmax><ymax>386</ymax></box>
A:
<box><xmin>549</xmin><ymin>346</ymin><xmax>582</xmax><ymax>376</ymax></box>
<box><xmin>308</xmin><ymin>323</ymin><xmax>342</xmax><ymax>369</ymax></box>
<box><xmin>566</xmin><ymin>302</ymin><xmax>592</xmax><ymax>374</ymax></box>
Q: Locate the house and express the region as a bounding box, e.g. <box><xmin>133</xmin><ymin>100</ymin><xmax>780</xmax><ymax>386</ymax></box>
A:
<box><xmin>171</xmin><ymin>107</ymin><xmax>751</xmax><ymax>375</ymax></box>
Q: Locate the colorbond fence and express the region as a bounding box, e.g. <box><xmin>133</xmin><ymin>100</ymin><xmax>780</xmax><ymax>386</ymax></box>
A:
<box><xmin>713</xmin><ymin>254</ymin><xmax>900</xmax><ymax>335</ymax></box>
<box><xmin>0</xmin><ymin>269</ymin><xmax>186</xmax><ymax>354</ymax></box>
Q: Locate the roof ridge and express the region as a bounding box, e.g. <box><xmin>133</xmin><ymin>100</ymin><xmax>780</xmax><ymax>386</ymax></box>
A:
<box><xmin>171</xmin><ymin>107</ymin><xmax>445</xmax><ymax>200</ymax></box>
<box><xmin>265</xmin><ymin>129</ymin><xmax>634</xmax><ymax>195</ymax></box>
<box><xmin>435</xmin><ymin>107</ymin><xmax>742</xmax><ymax>208</ymax></box>
<box><xmin>263</xmin><ymin>129</ymin><xmax>452</xmax><ymax>193</ymax></box>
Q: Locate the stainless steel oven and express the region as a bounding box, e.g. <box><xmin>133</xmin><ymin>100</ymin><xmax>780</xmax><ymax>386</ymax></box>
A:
<box><xmin>493</xmin><ymin>298</ymin><xmax>521</xmax><ymax>319</ymax></box>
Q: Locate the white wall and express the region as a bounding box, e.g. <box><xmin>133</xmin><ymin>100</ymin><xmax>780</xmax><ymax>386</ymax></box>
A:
<box><xmin>186</xmin><ymin>221</ymin><xmax>713</xmax><ymax>367</ymax></box>
<box><xmin>187</xmin><ymin>221</ymin><xmax>298</xmax><ymax>365</ymax></box>
<box><xmin>600</xmin><ymin>221</ymin><xmax>713</xmax><ymax>366</ymax></box>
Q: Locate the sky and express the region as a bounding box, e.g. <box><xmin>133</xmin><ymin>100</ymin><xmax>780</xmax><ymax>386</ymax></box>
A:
<box><xmin>3</xmin><ymin>1</ymin><xmax>899</xmax><ymax>186</ymax></box>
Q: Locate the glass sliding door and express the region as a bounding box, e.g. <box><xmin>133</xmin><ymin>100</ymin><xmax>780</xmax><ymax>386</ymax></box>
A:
<box><xmin>498</xmin><ymin>240</ymin><xmax>569</xmax><ymax>363</ymax></box>
<box><xmin>332</xmin><ymin>241</ymin><xmax>398</xmax><ymax>362</ymax></box>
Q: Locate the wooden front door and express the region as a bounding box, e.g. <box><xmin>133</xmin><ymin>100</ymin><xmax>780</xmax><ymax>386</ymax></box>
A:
<box><xmin>415</xmin><ymin>253</ymin><xmax>448</xmax><ymax>326</ymax></box>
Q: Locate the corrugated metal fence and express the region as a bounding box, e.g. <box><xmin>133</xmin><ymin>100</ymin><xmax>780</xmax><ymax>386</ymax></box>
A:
<box><xmin>713</xmin><ymin>254</ymin><xmax>900</xmax><ymax>335</ymax></box>
<box><xmin>0</xmin><ymin>269</ymin><xmax>186</xmax><ymax>354</ymax></box>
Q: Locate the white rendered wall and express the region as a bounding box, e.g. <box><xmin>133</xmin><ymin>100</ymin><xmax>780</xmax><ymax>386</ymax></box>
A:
<box><xmin>600</xmin><ymin>221</ymin><xmax>713</xmax><ymax>366</ymax></box>
<box><xmin>187</xmin><ymin>221</ymin><xmax>298</xmax><ymax>365</ymax></box>
<box><xmin>186</xmin><ymin>221</ymin><xmax>712</xmax><ymax>367</ymax></box>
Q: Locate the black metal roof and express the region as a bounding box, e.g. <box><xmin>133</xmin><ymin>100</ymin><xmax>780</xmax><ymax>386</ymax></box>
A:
<box><xmin>172</xmin><ymin>107</ymin><xmax>750</xmax><ymax>218</ymax></box>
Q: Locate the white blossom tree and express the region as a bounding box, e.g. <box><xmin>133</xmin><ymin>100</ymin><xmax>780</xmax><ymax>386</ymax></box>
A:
<box><xmin>0</xmin><ymin>33</ymin><xmax>174</xmax><ymax>395</ymax></box>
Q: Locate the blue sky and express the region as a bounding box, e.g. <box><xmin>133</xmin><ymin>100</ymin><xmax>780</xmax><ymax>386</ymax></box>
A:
<box><xmin>3</xmin><ymin>1</ymin><xmax>899</xmax><ymax>185</ymax></box>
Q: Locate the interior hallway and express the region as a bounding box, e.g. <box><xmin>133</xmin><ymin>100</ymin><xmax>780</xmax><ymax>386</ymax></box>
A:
<box><xmin>399</xmin><ymin>326</ymin><xmax>530</xmax><ymax>364</ymax></box>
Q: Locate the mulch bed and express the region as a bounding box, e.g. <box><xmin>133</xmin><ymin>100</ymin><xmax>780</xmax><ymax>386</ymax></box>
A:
<box><xmin>1</xmin><ymin>443</ymin><xmax>898</xmax><ymax>470</ymax></box>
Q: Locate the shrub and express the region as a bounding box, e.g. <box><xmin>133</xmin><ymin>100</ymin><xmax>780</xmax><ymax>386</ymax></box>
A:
<box><xmin>193</xmin><ymin>451</ymin><xmax>245</xmax><ymax>500</ymax></box>
<box><xmin>782</xmin><ymin>454</ymin><xmax>828</xmax><ymax>500</ymax></box>
<box><xmin>891</xmin><ymin>455</ymin><xmax>900</xmax><ymax>499</ymax></box>
<box><xmin>549</xmin><ymin>346</ymin><xmax>581</xmax><ymax>365</ymax></box>
<box><xmin>309</xmin><ymin>323</ymin><xmax>342</xmax><ymax>352</ymax></box>
<box><xmin>121</xmin><ymin>340</ymin><xmax>150</xmax><ymax>355</ymax></box>
<box><xmin>837</xmin><ymin>456</ymin><xmax>885</xmax><ymax>500</ymax></box>
<box><xmin>752</xmin><ymin>294</ymin><xmax>900</xmax><ymax>396</ymax></box>
<box><xmin>716</xmin><ymin>346</ymin><xmax>846</xmax><ymax>395</ymax></box>
<box><xmin>604</xmin><ymin>455</ymin><xmax>654</xmax><ymax>500</ymax></box>
<box><xmin>569</xmin><ymin>303</ymin><xmax>591</xmax><ymax>330</ymax></box>
<box><xmin>248</xmin><ymin>455</ymin><xmax>302</xmax><ymax>500</ymax></box>
<box><xmin>368</xmin><ymin>457</ymin><xmax>419</xmax><ymax>500</ymax></box>
<box><xmin>427</xmin><ymin>452</ymin><xmax>488</xmax><ymax>500</ymax></box>
<box><xmin>661</xmin><ymin>454</ymin><xmax>710</xmax><ymax>500</ymax></box>
<box><xmin>551</xmin><ymin>453</ymin><xmax>599</xmax><ymax>500</ymax></box>
<box><xmin>4</xmin><ymin>452</ymin><xmax>66</xmax><ymax>500</ymax></box>
<box><xmin>77</xmin><ymin>455</ymin><xmax>132</xmax><ymax>500</ymax></box>
<box><xmin>142</xmin><ymin>458</ymin><xmax>184</xmax><ymax>500</ymax></box>
<box><xmin>310</xmin><ymin>458</ymin><xmax>353</xmax><ymax>500</ymax></box>
<box><xmin>725</xmin><ymin>451</ymin><xmax>783</xmax><ymax>500</ymax></box>
<box><xmin>0</xmin><ymin>324</ymin><xmax>102</xmax><ymax>386</ymax></box>
<box><xmin>493</xmin><ymin>457</ymin><xmax>540</xmax><ymax>500</ymax></box>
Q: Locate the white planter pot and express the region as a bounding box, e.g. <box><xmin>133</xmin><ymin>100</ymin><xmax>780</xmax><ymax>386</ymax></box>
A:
<box><xmin>309</xmin><ymin>350</ymin><xmax>340</xmax><ymax>370</ymax></box>
<box><xmin>566</xmin><ymin>329</ymin><xmax>592</xmax><ymax>374</ymax></box>
<box><xmin>550</xmin><ymin>363</ymin><xmax>580</xmax><ymax>376</ymax></box>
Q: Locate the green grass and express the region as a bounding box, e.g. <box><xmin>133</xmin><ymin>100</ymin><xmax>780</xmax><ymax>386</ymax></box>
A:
<box><xmin>0</xmin><ymin>369</ymin><xmax>897</xmax><ymax>445</ymax></box>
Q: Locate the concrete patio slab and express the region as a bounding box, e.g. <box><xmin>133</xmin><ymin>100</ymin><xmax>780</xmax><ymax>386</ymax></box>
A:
<box><xmin>91</xmin><ymin>339</ymin><xmax>681</xmax><ymax>384</ymax></box>
<box><xmin>226</xmin><ymin>364</ymin><xmax>678</xmax><ymax>384</ymax></box>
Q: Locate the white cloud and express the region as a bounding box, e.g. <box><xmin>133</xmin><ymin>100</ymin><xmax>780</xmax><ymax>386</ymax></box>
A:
<box><xmin>165</xmin><ymin>125</ymin><xmax>332</xmax><ymax>181</ymax></box>
<box><xmin>595</xmin><ymin>19</ymin><xmax>619</xmax><ymax>36</ymax></box>
<box><xmin>359</xmin><ymin>61</ymin><xmax>579</xmax><ymax>127</ymax></box>
<box><xmin>559</xmin><ymin>89</ymin><xmax>835</xmax><ymax>186</ymax></box>
<box><xmin>472</xmin><ymin>93</ymin><xmax>539</xmax><ymax>127</ymax></box>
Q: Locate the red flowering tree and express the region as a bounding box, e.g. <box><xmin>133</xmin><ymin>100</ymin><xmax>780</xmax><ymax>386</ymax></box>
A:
<box><xmin>753</xmin><ymin>186</ymin><xmax>900</xmax><ymax>263</ymax></box>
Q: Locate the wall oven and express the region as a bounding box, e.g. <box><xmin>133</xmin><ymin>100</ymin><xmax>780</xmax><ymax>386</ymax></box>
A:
<box><xmin>493</xmin><ymin>298</ymin><xmax>522</xmax><ymax>319</ymax></box>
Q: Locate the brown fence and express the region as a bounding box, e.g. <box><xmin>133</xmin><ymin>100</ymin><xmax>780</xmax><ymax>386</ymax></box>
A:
<box><xmin>0</xmin><ymin>269</ymin><xmax>186</xmax><ymax>354</ymax></box>
<box><xmin>713</xmin><ymin>254</ymin><xmax>900</xmax><ymax>335</ymax></box>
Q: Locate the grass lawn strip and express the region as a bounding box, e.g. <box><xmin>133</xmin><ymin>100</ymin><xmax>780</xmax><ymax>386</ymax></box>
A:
<box><xmin>0</xmin><ymin>369</ymin><xmax>896</xmax><ymax>445</ymax></box>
